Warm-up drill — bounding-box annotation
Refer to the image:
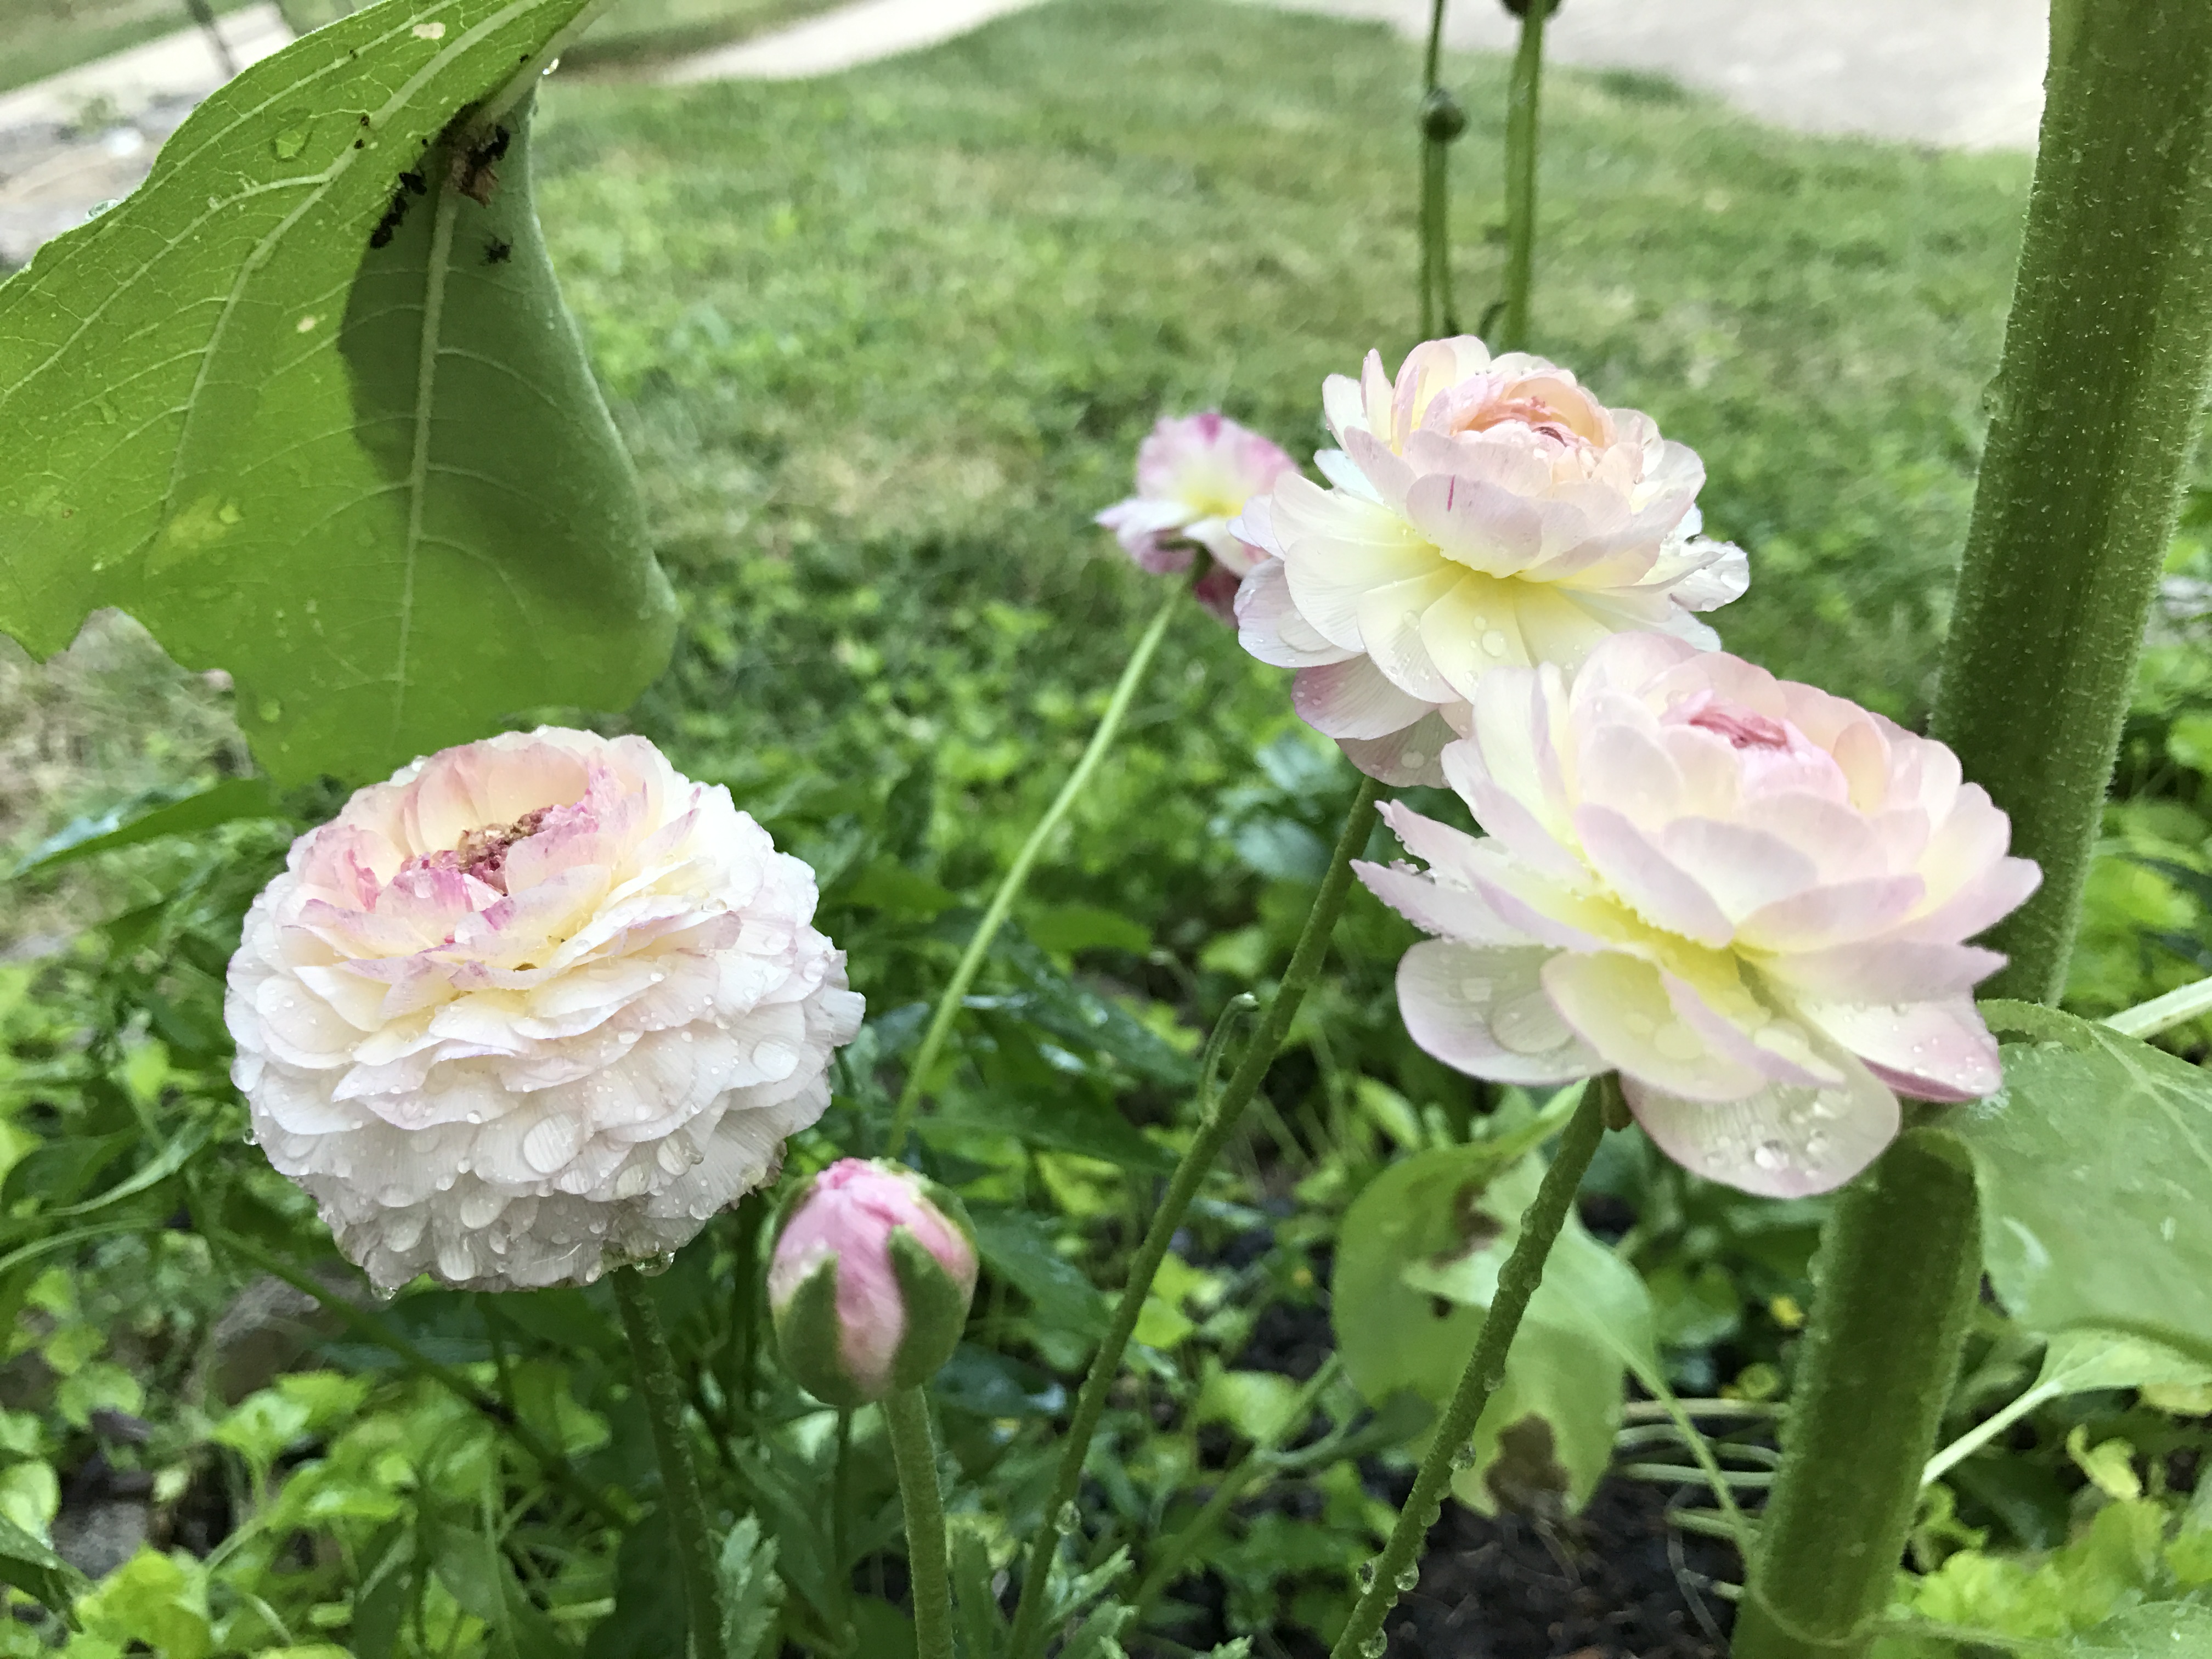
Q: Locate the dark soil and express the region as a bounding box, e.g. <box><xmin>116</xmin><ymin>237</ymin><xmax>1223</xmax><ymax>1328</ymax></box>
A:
<box><xmin>1379</xmin><ymin>1477</ymin><xmax>1736</xmax><ymax>1659</ymax></box>
<box><xmin>1182</xmin><ymin>1200</ymin><xmax>1738</xmax><ymax>1658</ymax></box>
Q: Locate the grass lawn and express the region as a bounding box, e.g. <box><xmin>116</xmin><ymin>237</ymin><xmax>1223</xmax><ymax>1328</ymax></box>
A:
<box><xmin>537</xmin><ymin>0</ymin><xmax>2030</xmax><ymax>728</ymax></box>
<box><xmin>521</xmin><ymin>0</ymin><xmax>2032</xmax><ymax>921</ymax></box>
<box><xmin>7</xmin><ymin>0</ymin><xmax>2045</xmax><ymax>973</ymax></box>
<box><xmin>563</xmin><ymin>0</ymin><xmax>843</xmax><ymax>69</ymax></box>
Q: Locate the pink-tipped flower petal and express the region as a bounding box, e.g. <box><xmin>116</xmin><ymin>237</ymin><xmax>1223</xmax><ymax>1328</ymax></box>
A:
<box><xmin>1362</xmin><ymin>633</ymin><xmax>2036</xmax><ymax>1197</ymax></box>
<box><xmin>1238</xmin><ymin>337</ymin><xmax>1748</xmax><ymax>780</ymax></box>
<box><xmin>226</xmin><ymin>729</ymin><xmax>864</xmax><ymax>1291</ymax></box>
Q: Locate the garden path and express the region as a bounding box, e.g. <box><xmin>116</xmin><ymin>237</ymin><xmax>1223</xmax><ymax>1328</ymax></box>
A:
<box><xmin>0</xmin><ymin>3</ymin><xmax>289</xmax><ymax>267</ymax></box>
<box><xmin>656</xmin><ymin>0</ymin><xmax>1047</xmax><ymax>81</ymax></box>
<box><xmin>1262</xmin><ymin>0</ymin><xmax>2049</xmax><ymax>151</ymax></box>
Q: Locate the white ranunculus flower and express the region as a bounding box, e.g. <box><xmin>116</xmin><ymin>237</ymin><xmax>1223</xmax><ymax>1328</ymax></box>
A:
<box><xmin>1356</xmin><ymin>633</ymin><xmax>2038</xmax><ymax>1197</ymax></box>
<box><xmin>1235</xmin><ymin>336</ymin><xmax>1748</xmax><ymax>786</ymax></box>
<box><xmin>226</xmin><ymin>728</ymin><xmax>863</xmax><ymax>1291</ymax></box>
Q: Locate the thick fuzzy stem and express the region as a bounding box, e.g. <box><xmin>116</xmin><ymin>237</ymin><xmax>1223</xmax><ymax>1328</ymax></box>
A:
<box><xmin>1005</xmin><ymin>774</ymin><xmax>1385</xmax><ymax>1659</ymax></box>
<box><xmin>1932</xmin><ymin>0</ymin><xmax>2212</xmax><ymax>1005</ymax></box>
<box><xmin>1327</xmin><ymin>1080</ymin><xmax>1607</xmax><ymax>1659</ymax></box>
<box><xmin>613</xmin><ymin>1269</ymin><xmax>728</xmax><ymax>1659</ymax></box>
<box><xmin>884</xmin><ymin>1389</ymin><xmax>955</xmax><ymax>1659</ymax></box>
<box><xmin>1739</xmin><ymin>8</ymin><xmax>2212</xmax><ymax>1657</ymax></box>
<box><xmin>1733</xmin><ymin>1133</ymin><xmax>1982</xmax><ymax>1658</ymax></box>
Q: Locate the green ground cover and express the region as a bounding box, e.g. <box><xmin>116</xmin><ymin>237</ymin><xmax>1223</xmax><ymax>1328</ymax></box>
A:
<box><xmin>6</xmin><ymin>2</ymin><xmax>2212</xmax><ymax>1654</ymax></box>
<box><xmin>529</xmin><ymin>0</ymin><xmax>2041</xmax><ymax>988</ymax></box>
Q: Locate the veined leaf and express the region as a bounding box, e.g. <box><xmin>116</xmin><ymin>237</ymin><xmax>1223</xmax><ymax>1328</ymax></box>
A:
<box><xmin>1955</xmin><ymin>1001</ymin><xmax>2212</xmax><ymax>1364</ymax></box>
<box><xmin>0</xmin><ymin>0</ymin><xmax>673</xmax><ymax>785</ymax></box>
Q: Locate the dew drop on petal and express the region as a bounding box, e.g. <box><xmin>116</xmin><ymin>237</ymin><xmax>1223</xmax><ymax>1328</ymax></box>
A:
<box><xmin>1493</xmin><ymin>991</ymin><xmax>1573</xmax><ymax>1054</ymax></box>
<box><xmin>1752</xmin><ymin>1141</ymin><xmax>1788</xmax><ymax>1172</ymax></box>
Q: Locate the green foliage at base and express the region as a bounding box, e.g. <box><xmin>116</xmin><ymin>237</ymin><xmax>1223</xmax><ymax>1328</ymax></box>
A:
<box><xmin>1</xmin><ymin>1</ymin><xmax>2209</xmax><ymax>1656</ymax></box>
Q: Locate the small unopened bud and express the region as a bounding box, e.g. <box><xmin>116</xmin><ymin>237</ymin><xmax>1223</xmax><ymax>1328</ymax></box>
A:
<box><xmin>1421</xmin><ymin>87</ymin><xmax>1468</xmax><ymax>143</ymax></box>
<box><xmin>1499</xmin><ymin>0</ymin><xmax>1560</xmax><ymax>17</ymax></box>
<box><xmin>768</xmin><ymin>1159</ymin><xmax>978</xmax><ymax>1407</ymax></box>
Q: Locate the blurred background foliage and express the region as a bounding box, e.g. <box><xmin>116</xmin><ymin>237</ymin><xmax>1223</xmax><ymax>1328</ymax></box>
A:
<box><xmin>3</xmin><ymin>1</ymin><xmax>2211</xmax><ymax>1655</ymax></box>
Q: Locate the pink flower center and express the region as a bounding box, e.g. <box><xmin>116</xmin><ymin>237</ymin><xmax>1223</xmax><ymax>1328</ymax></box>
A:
<box><xmin>1662</xmin><ymin>690</ymin><xmax>1849</xmax><ymax>802</ymax></box>
<box><xmin>395</xmin><ymin>804</ymin><xmax>574</xmax><ymax>899</ymax></box>
<box><xmin>448</xmin><ymin>809</ymin><xmax>554</xmax><ymax>894</ymax></box>
<box><xmin>1442</xmin><ymin>373</ymin><xmax>1612</xmax><ymax>454</ymax></box>
<box><xmin>1686</xmin><ymin>703</ymin><xmax>1791</xmax><ymax>751</ymax></box>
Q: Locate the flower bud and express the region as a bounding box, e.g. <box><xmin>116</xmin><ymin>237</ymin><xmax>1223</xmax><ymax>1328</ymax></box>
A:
<box><xmin>767</xmin><ymin>1160</ymin><xmax>978</xmax><ymax>1407</ymax></box>
<box><xmin>1420</xmin><ymin>87</ymin><xmax>1468</xmax><ymax>143</ymax></box>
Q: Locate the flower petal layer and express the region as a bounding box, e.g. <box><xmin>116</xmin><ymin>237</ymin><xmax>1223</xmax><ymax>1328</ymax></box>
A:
<box><xmin>227</xmin><ymin>728</ymin><xmax>864</xmax><ymax>1291</ymax></box>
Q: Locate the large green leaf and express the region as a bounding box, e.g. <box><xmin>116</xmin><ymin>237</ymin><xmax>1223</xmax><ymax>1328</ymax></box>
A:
<box><xmin>0</xmin><ymin>0</ymin><xmax>674</xmax><ymax>785</ymax></box>
<box><xmin>2064</xmin><ymin>1601</ymin><xmax>2212</xmax><ymax>1655</ymax></box>
<box><xmin>1333</xmin><ymin>1131</ymin><xmax>1655</xmax><ymax>1515</ymax></box>
<box><xmin>1951</xmin><ymin>1002</ymin><xmax>2212</xmax><ymax>1363</ymax></box>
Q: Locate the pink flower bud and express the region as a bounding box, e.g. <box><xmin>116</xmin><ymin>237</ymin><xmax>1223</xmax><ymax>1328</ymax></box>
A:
<box><xmin>768</xmin><ymin>1159</ymin><xmax>978</xmax><ymax>1406</ymax></box>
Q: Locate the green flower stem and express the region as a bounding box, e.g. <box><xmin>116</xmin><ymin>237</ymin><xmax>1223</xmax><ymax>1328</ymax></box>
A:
<box><xmin>883</xmin><ymin>1388</ymin><xmax>955</xmax><ymax>1659</ymax></box>
<box><xmin>1498</xmin><ymin>0</ymin><xmax>1549</xmax><ymax>351</ymax></box>
<box><xmin>887</xmin><ymin>588</ymin><xmax>1181</xmax><ymax>1156</ymax></box>
<box><xmin>1327</xmin><ymin>1079</ymin><xmax>1607</xmax><ymax>1659</ymax></box>
<box><xmin>1131</xmin><ymin>1355</ymin><xmax>1345</xmax><ymax>1614</ymax></box>
<box><xmin>217</xmin><ymin>1231</ymin><xmax>630</xmax><ymax>1528</ymax></box>
<box><xmin>1738</xmin><ymin>9</ymin><xmax>2212</xmax><ymax>1658</ymax></box>
<box><xmin>2107</xmin><ymin>972</ymin><xmax>2212</xmax><ymax>1041</ymax></box>
<box><xmin>1418</xmin><ymin>0</ymin><xmax>1456</xmax><ymax>337</ymax></box>
<box><xmin>1006</xmin><ymin>772</ymin><xmax>1386</xmax><ymax>1659</ymax></box>
<box><xmin>612</xmin><ymin>1268</ymin><xmax>729</xmax><ymax>1659</ymax></box>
